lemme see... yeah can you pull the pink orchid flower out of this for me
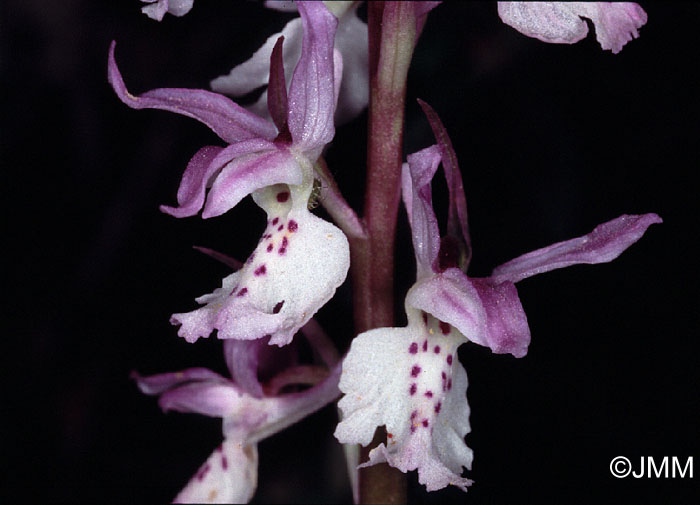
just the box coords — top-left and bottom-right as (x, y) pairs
(334, 100), (661, 491)
(109, 2), (350, 347)
(134, 323), (340, 503)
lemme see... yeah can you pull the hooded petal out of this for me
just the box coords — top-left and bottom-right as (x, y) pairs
(160, 139), (276, 218)
(401, 145), (443, 277)
(108, 41), (277, 144)
(287, 2), (339, 157)
(173, 439), (258, 504)
(335, 315), (472, 492)
(201, 146), (304, 218)
(172, 184), (350, 346)
(141, 0), (194, 21)
(497, 2), (647, 53)
(491, 213), (662, 284)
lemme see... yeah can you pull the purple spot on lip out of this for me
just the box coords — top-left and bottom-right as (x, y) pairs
(411, 365), (421, 377)
(409, 383), (417, 395)
(267, 243), (273, 252)
(409, 342), (418, 354)
(410, 410), (417, 420)
(424, 391), (433, 398)
(281, 236), (288, 248)
(435, 402), (441, 413)
(237, 287), (248, 297)
(447, 379), (452, 390)
(288, 220), (298, 232)
(197, 463), (211, 481)
(221, 455), (228, 470)
(273, 301), (284, 314)
(422, 312), (428, 325)
(434, 345), (441, 354)
(278, 224), (284, 231)
(278, 247), (286, 255)
(422, 419), (429, 428)
(410, 424), (416, 434)
(422, 340), (428, 352)
(254, 265), (267, 276)
(272, 217), (279, 225)
(447, 354), (453, 365)
(276, 191), (289, 203)
(439, 321), (451, 334)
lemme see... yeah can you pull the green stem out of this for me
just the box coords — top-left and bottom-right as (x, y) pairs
(351, 2), (417, 504)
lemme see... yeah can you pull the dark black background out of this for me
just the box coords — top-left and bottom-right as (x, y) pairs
(3, 1), (698, 503)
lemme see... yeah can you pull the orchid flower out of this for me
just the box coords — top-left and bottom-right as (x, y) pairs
(211, 1), (369, 126)
(334, 100), (661, 492)
(109, 2), (350, 347)
(140, 0), (194, 21)
(498, 2), (647, 53)
(134, 323), (341, 504)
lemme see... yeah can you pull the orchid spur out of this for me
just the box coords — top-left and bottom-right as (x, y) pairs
(334, 101), (661, 492)
(109, 2), (350, 347)
(134, 319), (341, 503)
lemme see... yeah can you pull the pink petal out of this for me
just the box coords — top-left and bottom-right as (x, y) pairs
(160, 139), (277, 218)
(108, 41), (277, 144)
(224, 339), (266, 399)
(470, 278), (530, 358)
(491, 213), (662, 284)
(158, 382), (245, 418)
(267, 36), (289, 135)
(131, 367), (227, 395)
(287, 2), (339, 157)
(401, 145), (443, 277)
(418, 100), (471, 267)
(202, 147), (303, 219)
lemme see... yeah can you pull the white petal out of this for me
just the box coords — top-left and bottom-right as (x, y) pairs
(335, 314), (473, 491)
(173, 439), (258, 504)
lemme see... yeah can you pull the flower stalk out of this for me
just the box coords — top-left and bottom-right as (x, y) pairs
(352, 2), (417, 503)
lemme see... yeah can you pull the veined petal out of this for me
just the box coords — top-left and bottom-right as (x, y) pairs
(160, 139), (275, 218)
(141, 0), (194, 21)
(335, 317), (472, 492)
(470, 278), (530, 358)
(172, 184), (350, 346)
(173, 439), (258, 504)
(405, 269), (485, 344)
(132, 368), (228, 395)
(287, 2), (339, 156)
(491, 213), (662, 284)
(158, 382), (251, 418)
(497, 2), (647, 53)
(202, 146), (303, 219)
(402, 146), (443, 277)
(108, 41), (277, 144)
(224, 340), (266, 399)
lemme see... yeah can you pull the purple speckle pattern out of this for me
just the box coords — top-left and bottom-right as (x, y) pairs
(276, 191), (289, 203)
(273, 301), (284, 314)
(403, 312), (458, 437)
(254, 264), (267, 276)
(288, 220), (298, 232)
(236, 287), (248, 297)
(221, 455), (228, 470)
